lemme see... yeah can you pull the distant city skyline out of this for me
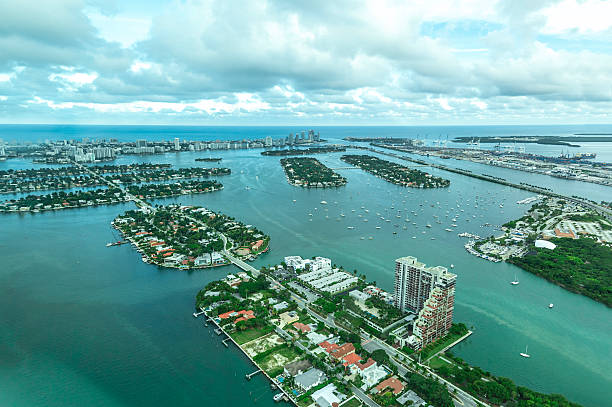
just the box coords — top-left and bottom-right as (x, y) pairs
(1, 1), (612, 125)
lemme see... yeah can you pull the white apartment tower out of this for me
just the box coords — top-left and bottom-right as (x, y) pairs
(394, 256), (456, 313)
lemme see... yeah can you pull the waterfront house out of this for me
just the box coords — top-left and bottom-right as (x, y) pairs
(294, 367), (327, 392)
(195, 254), (212, 266)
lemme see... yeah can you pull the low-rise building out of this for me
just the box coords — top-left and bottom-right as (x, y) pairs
(294, 367), (327, 392)
(283, 359), (313, 377)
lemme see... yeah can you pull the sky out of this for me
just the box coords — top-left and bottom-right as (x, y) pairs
(1, 0), (612, 125)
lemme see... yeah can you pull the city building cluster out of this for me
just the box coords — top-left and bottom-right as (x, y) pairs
(0, 130), (323, 164)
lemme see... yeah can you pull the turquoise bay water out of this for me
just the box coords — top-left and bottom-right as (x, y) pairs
(1, 126), (611, 407)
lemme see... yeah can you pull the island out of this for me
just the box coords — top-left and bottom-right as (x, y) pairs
(261, 146), (346, 156)
(0, 167), (230, 194)
(0, 163), (172, 180)
(195, 157), (222, 162)
(280, 157), (347, 188)
(465, 196), (612, 306)
(340, 154), (450, 188)
(113, 204), (269, 269)
(0, 180), (223, 213)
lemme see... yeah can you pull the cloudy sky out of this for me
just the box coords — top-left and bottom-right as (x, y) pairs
(1, 0), (611, 125)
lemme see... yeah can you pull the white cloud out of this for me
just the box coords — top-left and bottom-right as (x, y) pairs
(540, 0), (612, 34)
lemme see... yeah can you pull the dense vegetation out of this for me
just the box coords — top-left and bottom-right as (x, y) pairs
(404, 371), (453, 407)
(340, 154), (450, 188)
(126, 180), (223, 198)
(508, 238), (612, 306)
(280, 157), (347, 188)
(195, 157), (222, 162)
(0, 187), (126, 212)
(437, 352), (583, 407)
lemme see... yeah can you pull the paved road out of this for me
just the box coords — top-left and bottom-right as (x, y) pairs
(350, 384), (380, 407)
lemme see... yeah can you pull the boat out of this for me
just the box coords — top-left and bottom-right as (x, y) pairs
(426, 224), (432, 228)
(520, 345), (530, 358)
(445, 228), (453, 232)
(376, 226), (381, 229)
(320, 201), (327, 205)
(450, 264), (454, 268)
(347, 226), (355, 230)
(273, 393), (284, 402)
(549, 303), (554, 309)
(511, 273), (519, 285)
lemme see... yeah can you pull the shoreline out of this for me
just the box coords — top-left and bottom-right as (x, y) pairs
(197, 308), (298, 406)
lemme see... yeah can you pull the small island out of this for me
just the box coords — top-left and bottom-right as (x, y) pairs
(280, 157), (347, 188)
(261, 146), (346, 156)
(341, 154), (450, 188)
(114, 204), (269, 269)
(195, 157), (222, 162)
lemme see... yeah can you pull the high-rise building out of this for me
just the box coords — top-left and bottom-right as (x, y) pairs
(174, 137), (180, 151)
(394, 256), (456, 313)
(413, 282), (455, 348)
(264, 136), (273, 147)
(136, 139), (147, 148)
(394, 256), (456, 349)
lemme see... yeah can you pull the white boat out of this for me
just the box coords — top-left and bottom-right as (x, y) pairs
(426, 224), (432, 228)
(450, 264), (454, 269)
(511, 273), (519, 285)
(273, 393), (284, 402)
(347, 226), (355, 230)
(549, 303), (554, 309)
(520, 345), (530, 358)
(320, 200), (327, 205)
(376, 226), (381, 229)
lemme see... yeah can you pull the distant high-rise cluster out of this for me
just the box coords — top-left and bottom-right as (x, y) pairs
(286, 129), (320, 146)
(394, 256), (456, 349)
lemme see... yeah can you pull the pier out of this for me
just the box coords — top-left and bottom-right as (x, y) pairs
(245, 369), (262, 380)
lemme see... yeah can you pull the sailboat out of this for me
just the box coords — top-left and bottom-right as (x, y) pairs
(510, 273), (519, 285)
(520, 345), (530, 358)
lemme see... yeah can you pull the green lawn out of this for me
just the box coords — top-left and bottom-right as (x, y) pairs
(429, 356), (451, 369)
(339, 396), (363, 407)
(419, 324), (469, 360)
(255, 344), (302, 374)
(230, 326), (272, 345)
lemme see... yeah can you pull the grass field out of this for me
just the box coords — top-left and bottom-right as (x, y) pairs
(230, 326), (272, 345)
(428, 356), (451, 369)
(339, 396), (363, 407)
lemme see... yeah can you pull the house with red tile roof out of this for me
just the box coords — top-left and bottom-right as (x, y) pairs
(293, 322), (312, 333)
(330, 343), (355, 360)
(375, 376), (405, 395)
(341, 353), (362, 366)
